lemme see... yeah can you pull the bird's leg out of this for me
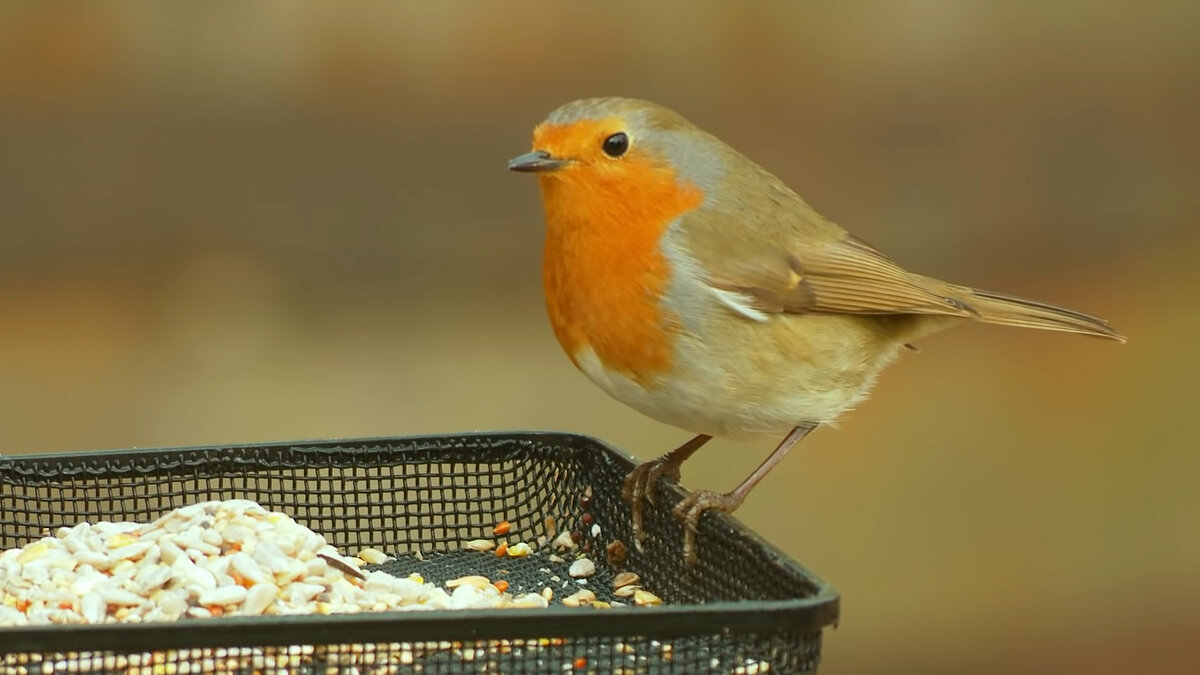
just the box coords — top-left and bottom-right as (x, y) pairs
(621, 434), (712, 550)
(673, 423), (816, 565)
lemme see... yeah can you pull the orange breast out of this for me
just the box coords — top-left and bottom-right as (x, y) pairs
(539, 165), (703, 386)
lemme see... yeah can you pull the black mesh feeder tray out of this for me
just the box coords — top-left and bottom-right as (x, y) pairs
(0, 432), (840, 673)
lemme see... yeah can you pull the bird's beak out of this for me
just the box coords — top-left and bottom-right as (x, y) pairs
(508, 150), (568, 173)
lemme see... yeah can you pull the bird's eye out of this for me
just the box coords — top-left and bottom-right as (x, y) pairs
(601, 132), (629, 158)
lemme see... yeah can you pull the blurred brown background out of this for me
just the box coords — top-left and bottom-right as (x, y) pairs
(1, 2), (1196, 673)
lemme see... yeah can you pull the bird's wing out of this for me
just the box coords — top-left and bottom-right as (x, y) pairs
(684, 212), (974, 318)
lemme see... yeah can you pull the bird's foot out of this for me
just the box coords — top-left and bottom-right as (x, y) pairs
(621, 456), (684, 551)
(672, 489), (747, 566)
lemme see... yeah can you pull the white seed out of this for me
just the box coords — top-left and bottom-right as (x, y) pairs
(72, 550), (111, 569)
(183, 564), (218, 591)
(70, 570), (107, 596)
(509, 593), (549, 608)
(242, 582), (279, 616)
(448, 584), (492, 610)
(207, 555), (232, 578)
(201, 528), (224, 548)
(198, 585), (247, 607)
(287, 583), (326, 604)
(562, 589), (596, 608)
(230, 553), (267, 585)
(445, 576), (490, 590)
(156, 589), (189, 618)
(568, 558), (596, 579)
(133, 563), (172, 593)
(158, 539), (185, 565)
(277, 559), (310, 584)
(464, 539), (495, 552)
(99, 588), (144, 606)
(221, 524), (251, 546)
(506, 542), (534, 557)
(80, 591), (107, 623)
(356, 548), (389, 565)
(551, 531), (576, 551)
(110, 540), (154, 561)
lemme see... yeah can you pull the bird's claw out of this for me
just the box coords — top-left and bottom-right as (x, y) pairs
(621, 458), (683, 551)
(672, 490), (745, 566)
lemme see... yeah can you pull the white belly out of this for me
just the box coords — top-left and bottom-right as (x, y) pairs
(571, 311), (905, 439)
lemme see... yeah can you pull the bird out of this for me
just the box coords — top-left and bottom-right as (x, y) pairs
(507, 97), (1125, 564)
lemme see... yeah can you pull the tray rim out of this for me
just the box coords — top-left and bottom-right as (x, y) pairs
(0, 431), (841, 652)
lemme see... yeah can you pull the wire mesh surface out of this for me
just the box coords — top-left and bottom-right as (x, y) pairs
(0, 432), (839, 673)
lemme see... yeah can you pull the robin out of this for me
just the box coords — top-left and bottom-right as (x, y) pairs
(508, 97), (1125, 564)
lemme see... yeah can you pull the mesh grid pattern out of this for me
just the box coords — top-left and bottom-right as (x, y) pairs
(0, 433), (838, 673)
(0, 632), (822, 674)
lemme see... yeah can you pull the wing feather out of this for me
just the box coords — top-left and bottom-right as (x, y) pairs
(708, 234), (974, 318)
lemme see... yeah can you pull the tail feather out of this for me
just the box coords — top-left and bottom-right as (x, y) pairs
(956, 287), (1126, 343)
